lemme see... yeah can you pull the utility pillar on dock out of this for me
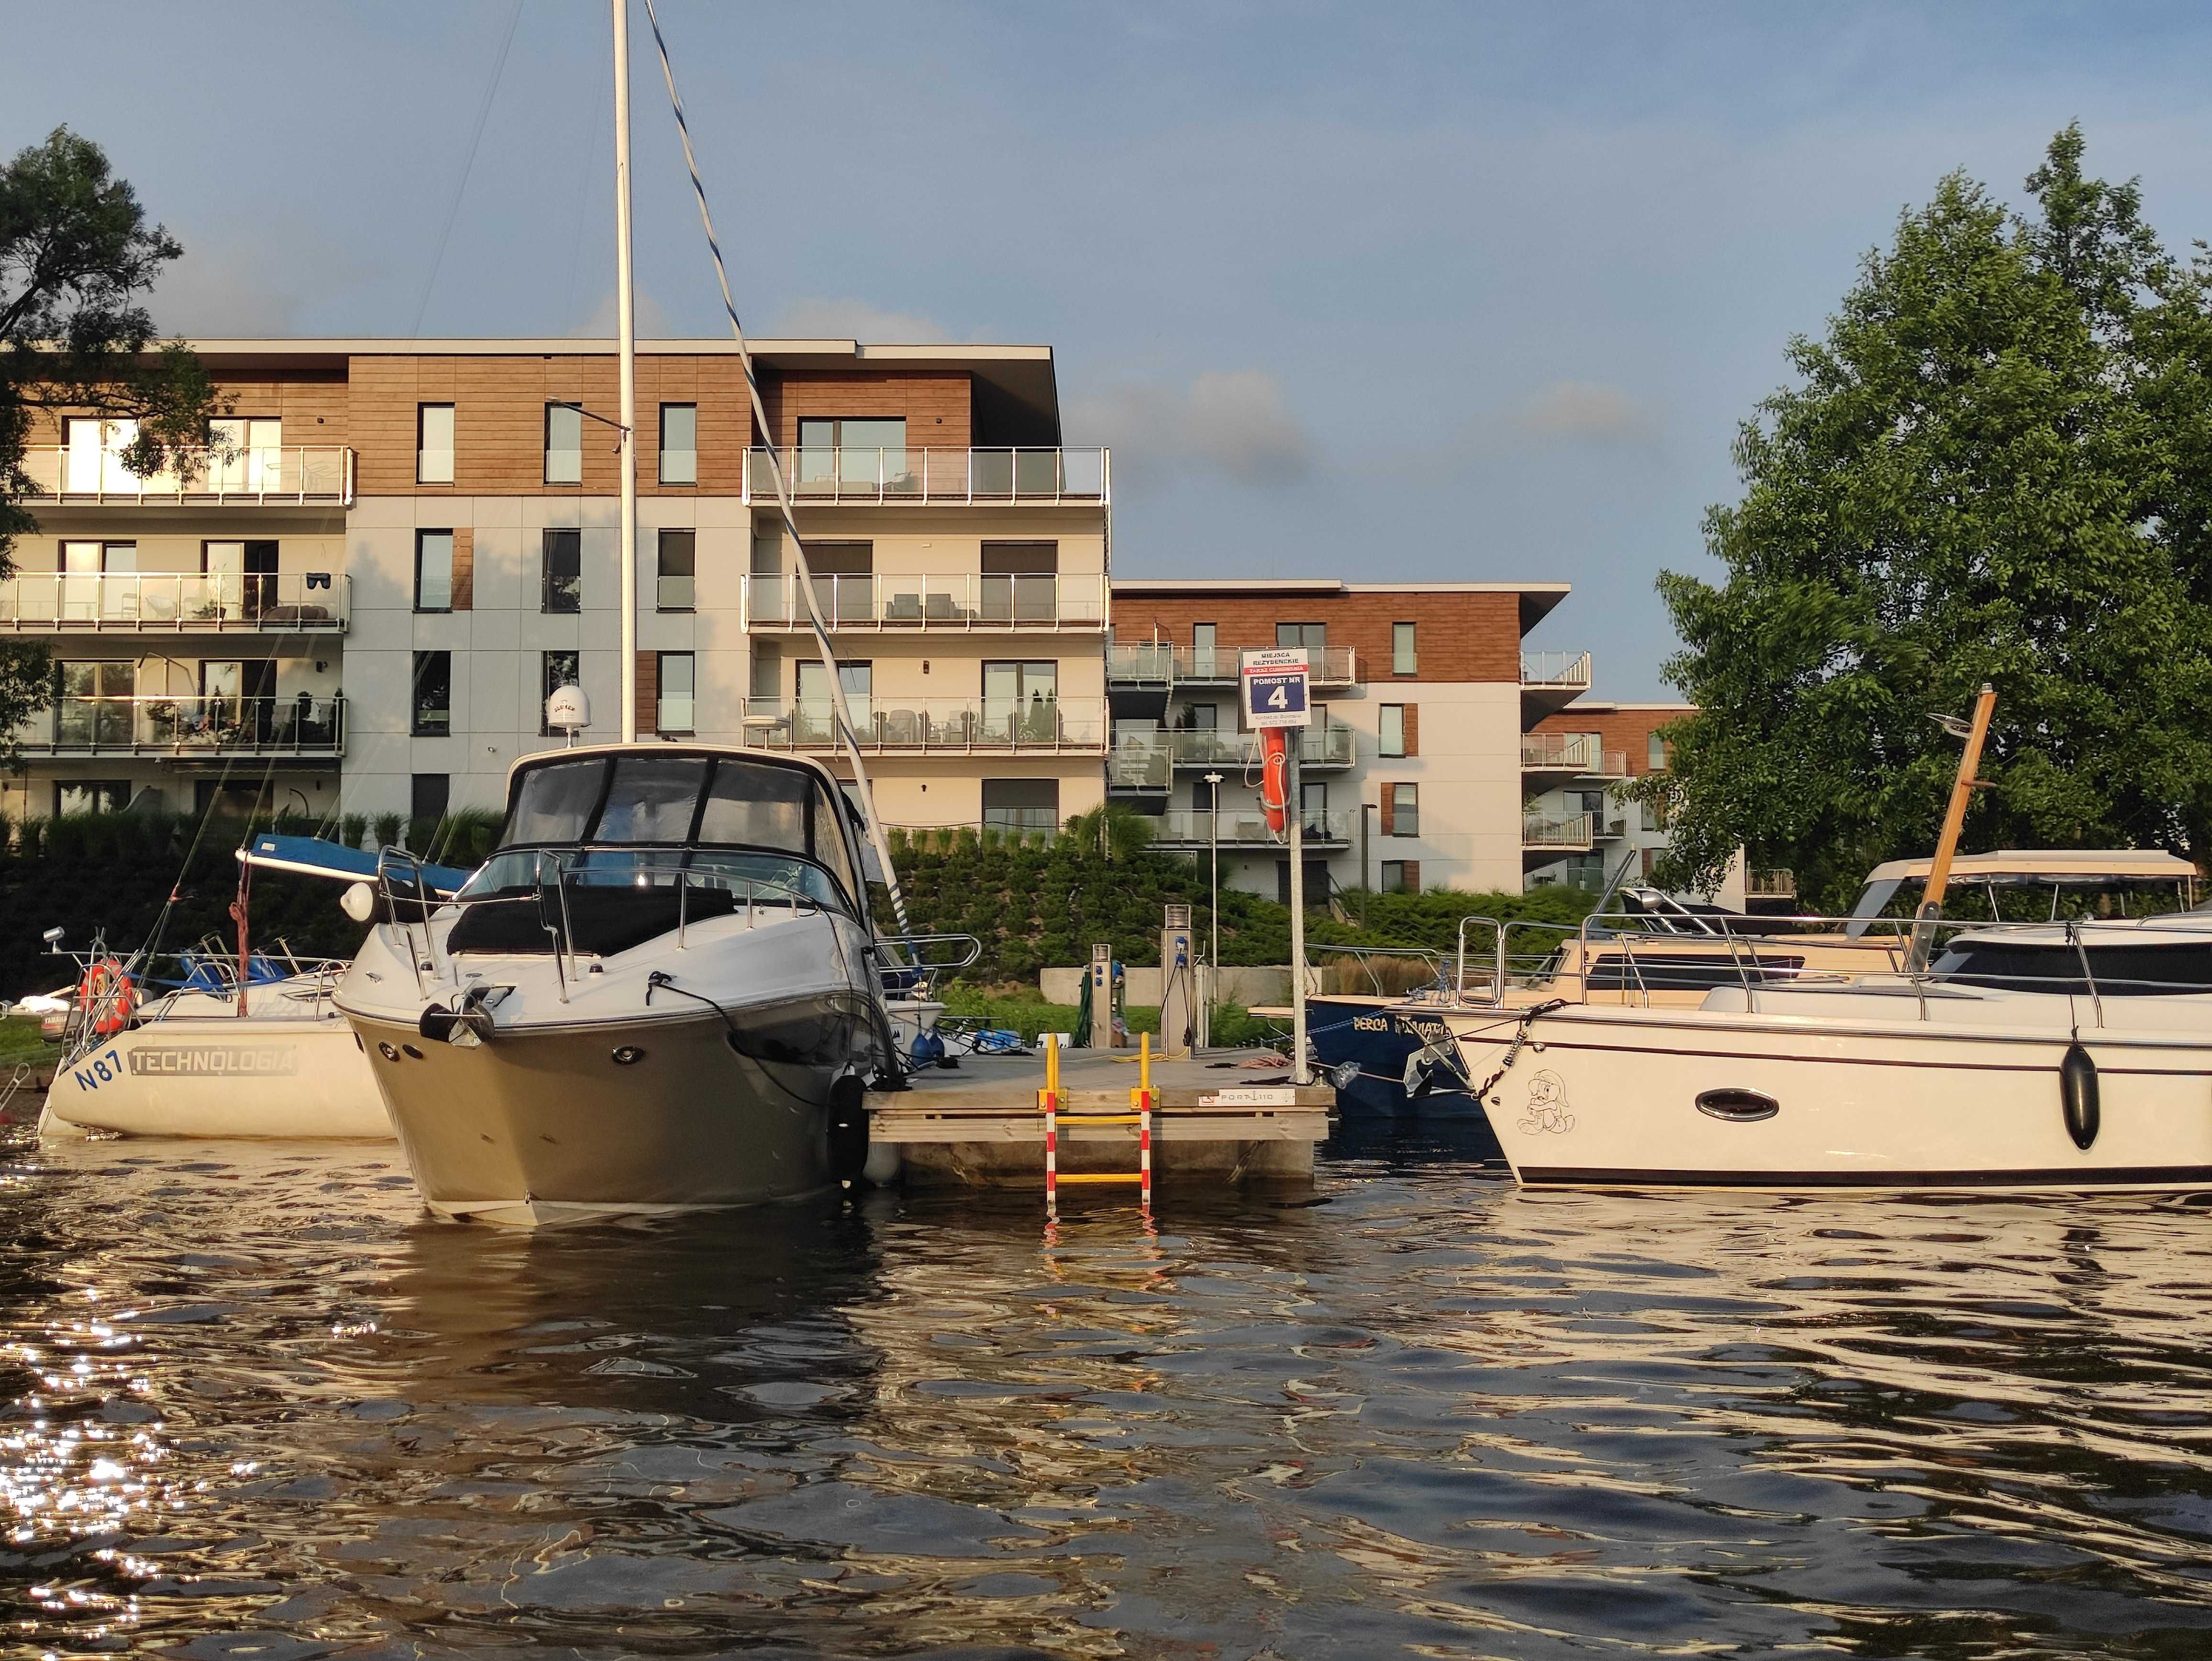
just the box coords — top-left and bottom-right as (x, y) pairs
(1161, 904), (1196, 1055)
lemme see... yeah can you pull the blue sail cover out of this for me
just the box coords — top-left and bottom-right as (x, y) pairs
(237, 835), (473, 897)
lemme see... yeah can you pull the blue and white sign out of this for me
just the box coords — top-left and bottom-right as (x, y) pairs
(1241, 648), (1312, 729)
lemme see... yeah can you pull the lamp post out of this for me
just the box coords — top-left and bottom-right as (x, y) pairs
(1360, 800), (1378, 923)
(1203, 771), (1223, 1000)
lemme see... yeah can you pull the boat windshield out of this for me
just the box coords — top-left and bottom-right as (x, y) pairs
(482, 752), (863, 912)
(1847, 872), (2196, 934)
(456, 845), (844, 914)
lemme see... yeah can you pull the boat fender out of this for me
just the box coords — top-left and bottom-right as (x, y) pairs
(828, 1073), (869, 1186)
(909, 1027), (947, 1069)
(2060, 1041), (2100, 1151)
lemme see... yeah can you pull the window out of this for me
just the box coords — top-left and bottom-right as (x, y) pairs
(62, 417), (140, 492)
(1191, 622), (1218, 676)
(202, 540), (277, 614)
(1648, 732), (1669, 770)
(207, 417), (280, 492)
(659, 403), (697, 486)
(415, 530), (454, 612)
(55, 780), (130, 817)
(1174, 701), (1218, 731)
(1379, 705), (1406, 757)
(1389, 782), (1418, 838)
(412, 650), (452, 736)
(1191, 777), (1217, 813)
(1571, 789), (1606, 818)
(411, 774), (451, 824)
(1301, 780), (1329, 836)
(1642, 799), (1668, 833)
(983, 778), (1060, 836)
(542, 529), (581, 613)
(657, 652), (696, 734)
(59, 540), (135, 623)
(1393, 621), (1417, 675)
(545, 402), (583, 485)
(980, 541), (1058, 622)
(656, 530), (696, 611)
(1277, 859), (1333, 906)
(1380, 860), (1420, 894)
(541, 650), (581, 735)
(750, 640), (782, 700)
(56, 660), (135, 746)
(417, 404), (454, 484)
(797, 416), (907, 487)
(984, 660), (1058, 742)
(796, 660), (871, 740)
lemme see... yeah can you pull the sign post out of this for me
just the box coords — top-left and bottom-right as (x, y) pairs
(1243, 649), (1313, 1084)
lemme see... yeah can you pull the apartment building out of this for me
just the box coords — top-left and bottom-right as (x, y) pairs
(1106, 578), (1588, 898)
(1522, 698), (1742, 902)
(0, 338), (1110, 835)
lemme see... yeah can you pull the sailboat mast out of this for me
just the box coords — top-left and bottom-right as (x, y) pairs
(612, 0), (640, 743)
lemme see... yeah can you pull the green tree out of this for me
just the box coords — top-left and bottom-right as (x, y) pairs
(1, 127), (221, 756)
(1635, 125), (2212, 906)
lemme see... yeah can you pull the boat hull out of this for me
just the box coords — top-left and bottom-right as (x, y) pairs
(1306, 996), (1502, 1143)
(1453, 1003), (2212, 1192)
(351, 1002), (841, 1223)
(43, 1017), (391, 1139)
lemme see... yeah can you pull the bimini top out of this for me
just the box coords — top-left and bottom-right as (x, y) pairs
(502, 740), (843, 793)
(1860, 849), (2198, 886)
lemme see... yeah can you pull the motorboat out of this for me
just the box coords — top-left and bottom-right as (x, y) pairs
(1444, 913), (2212, 1191)
(334, 743), (903, 1225)
(1305, 849), (2202, 1118)
(39, 838), (470, 1141)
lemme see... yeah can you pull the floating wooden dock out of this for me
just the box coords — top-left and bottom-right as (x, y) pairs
(867, 1045), (1334, 1187)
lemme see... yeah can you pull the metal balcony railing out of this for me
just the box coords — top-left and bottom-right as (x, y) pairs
(1523, 811), (1596, 850)
(0, 572), (349, 633)
(744, 447), (1108, 505)
(742, 696), (1107, 753)
(1749, 869), (1798, 898)
(745, 572), (1106, 630)
(1520, 650), (1593, 689)
(1520, 733), (1629, 777)
(655, 575), (695, 611)
(18, 695), (346, 758)
(1165, 722), (1356, 768)
(22, 446), (355, 506)
(1117, 643), (1360, 686)
(1150, 808), (1352, 846)
(1107, 729), (1173, 790)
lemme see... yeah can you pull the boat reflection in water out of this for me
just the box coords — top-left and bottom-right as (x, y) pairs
(336, 744), (898, 1225)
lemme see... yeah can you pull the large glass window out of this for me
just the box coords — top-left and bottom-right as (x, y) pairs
(56, 660), (134, 747)
(657, 652), (697, 735)
(417, 404), (454, 484)
(415, 530), (453, 612)
(1276, 622), (1327, 650)
(503, 757), (608, 845)
(797, 416), (907, 489)
(698, 758), (809, 852)
(55, 780), (130, 816)
(657, 529), (695, 611)
(796, 660), (871, 742)
(1379, 705), (1406, 758)
(983, 778), (1060, 836)
(411, 650), (451, 736)
(597, 755), (710, 842)
(545, 402), (584, 485)
(208, 417), (281, 492)
(1190, 622), (1218, 677)
(1393, 622), (1417, 675)
(542, 529), (581, 613)
(983, 660), (1057, 742)
(1389, 782), (1418, 838)
(659, 403), (697, 485)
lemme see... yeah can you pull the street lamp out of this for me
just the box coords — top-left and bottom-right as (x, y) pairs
(1203, 771), (1224, 999)
(1360, 800), (1378, 923)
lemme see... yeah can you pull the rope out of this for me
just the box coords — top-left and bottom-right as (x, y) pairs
(410, 0), (525, 337)
(639, 0), (909, 937)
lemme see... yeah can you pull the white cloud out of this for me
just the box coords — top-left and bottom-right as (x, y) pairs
(1512, 380), (1660, 445)
(771, 298), (951, 343)
(574, 288), (676, 340)
(1069, 368), (1314, 487)
(151, 222), (372, 338)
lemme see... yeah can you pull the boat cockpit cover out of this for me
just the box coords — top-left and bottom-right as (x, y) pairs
(238, 834), (472, 896)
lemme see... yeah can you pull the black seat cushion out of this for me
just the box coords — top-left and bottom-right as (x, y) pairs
(447, 884), (741, 957)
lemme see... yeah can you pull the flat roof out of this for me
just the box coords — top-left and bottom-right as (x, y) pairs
(1555, 699), (1696, 713)
(1109, 576), (1571, 628)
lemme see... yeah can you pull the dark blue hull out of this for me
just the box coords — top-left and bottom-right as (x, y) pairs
(1306, 997), (1502, 1152)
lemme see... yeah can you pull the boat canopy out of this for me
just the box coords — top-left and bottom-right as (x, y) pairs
(237, 834), (473, 897)
(1848, 849), (2199, 929)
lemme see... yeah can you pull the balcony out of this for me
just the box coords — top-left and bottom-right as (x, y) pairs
(17, 695), (345, 760)
(21, 447), (355, 507)
(1520, 650), (1593, 718)
(1108, 729), (1172, 792)
(1523, 811), (1595, 853)
(745, 573), (1106, 631)
(1748, 869), (1797, 899)
(744, 447), (1108, 506)
(1149, 807), (1352, 848)
(0, 573), (349, 634)
(742, 696), (1107, 754)
(1166, 722), (1356, 770)
(1118, 643), (1360, 688)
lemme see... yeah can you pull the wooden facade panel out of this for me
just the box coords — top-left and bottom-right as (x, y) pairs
(1403, 703), (1419, 756)
(1530, 704), (1694, 777)
(1112, 591), (1525, 684)
(760, 371), (972, 450)
(451, 528), (474, 610)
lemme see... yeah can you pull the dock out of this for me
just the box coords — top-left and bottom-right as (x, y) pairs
(868, 1045), (1334, 1187)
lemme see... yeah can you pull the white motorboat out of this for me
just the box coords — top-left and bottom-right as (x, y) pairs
(1449, 914), (2212, 1192)
(334, 744), (903, 1225)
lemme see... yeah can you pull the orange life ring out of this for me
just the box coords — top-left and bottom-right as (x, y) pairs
(1260, 727), (1291, 834)
(78, 958), (136, 1035)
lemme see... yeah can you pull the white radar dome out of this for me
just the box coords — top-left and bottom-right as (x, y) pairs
(545, 684), (591, 731)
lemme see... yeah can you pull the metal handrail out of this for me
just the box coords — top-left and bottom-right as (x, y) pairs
(22, 445), (356, 505)
(744, 446), (1109, 506)
(0, 571), (350, 631)
(745, 571), (1107, 630)
(1306, 943), (1450, 999)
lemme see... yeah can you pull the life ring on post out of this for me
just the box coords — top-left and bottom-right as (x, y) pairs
(1260, 726), (1291, 834)
(79, 957), (137, 1035)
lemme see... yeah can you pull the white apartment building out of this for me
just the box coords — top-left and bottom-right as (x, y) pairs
(2, 338), (1110, 837)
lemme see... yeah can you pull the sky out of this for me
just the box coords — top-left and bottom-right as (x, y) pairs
(8, 1), (2212, 695)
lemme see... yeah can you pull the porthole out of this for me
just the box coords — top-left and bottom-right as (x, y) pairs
(377, 1042), (400, 1061)
(612, 1045), (646, 1065)
(1696, 1087), (1779, 1123)
(402, 1044), (424, 1061)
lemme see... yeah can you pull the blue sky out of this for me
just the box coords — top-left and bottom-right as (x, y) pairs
(8, 1), (2212, 694)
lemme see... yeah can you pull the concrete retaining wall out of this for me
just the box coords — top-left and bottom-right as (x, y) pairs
(1040, 965), (1292, 1007)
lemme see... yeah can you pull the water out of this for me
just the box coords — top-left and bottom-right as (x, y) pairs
(4, 1124), (2212, 1659)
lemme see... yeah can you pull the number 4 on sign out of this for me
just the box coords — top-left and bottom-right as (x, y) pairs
(1267, 683), (1289, 709)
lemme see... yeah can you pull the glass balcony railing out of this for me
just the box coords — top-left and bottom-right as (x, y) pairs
(1113, 643), (1359, 686)
(19, 695), (346, 757)
(1149, 808), (1352, 845)
(742, 697), (1107, 753)
(745, 447), (1108, 505)
(1107, 729), (1173, 790)
(1519, 733), (1626, 776)
(0, 572), (349, 632)
(1522, 811), (1596, 850)
(1164, 723), (1356, 768)
(745, 573), (1106, 630)
(1520, 651), (1593, 689)
(21, 446), (355, 505)
(655, 575), (695, 612)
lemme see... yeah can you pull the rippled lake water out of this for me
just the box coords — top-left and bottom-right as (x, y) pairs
(4, 1121), (2212, 1659)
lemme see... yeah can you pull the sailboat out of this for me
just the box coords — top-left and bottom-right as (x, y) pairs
(335, 0), (929, 1223)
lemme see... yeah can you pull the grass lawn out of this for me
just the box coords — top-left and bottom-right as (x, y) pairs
(0, 1015), (52, 1068)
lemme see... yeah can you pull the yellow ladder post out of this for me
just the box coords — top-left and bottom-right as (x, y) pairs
(1045, 1030), (1154, 1208)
